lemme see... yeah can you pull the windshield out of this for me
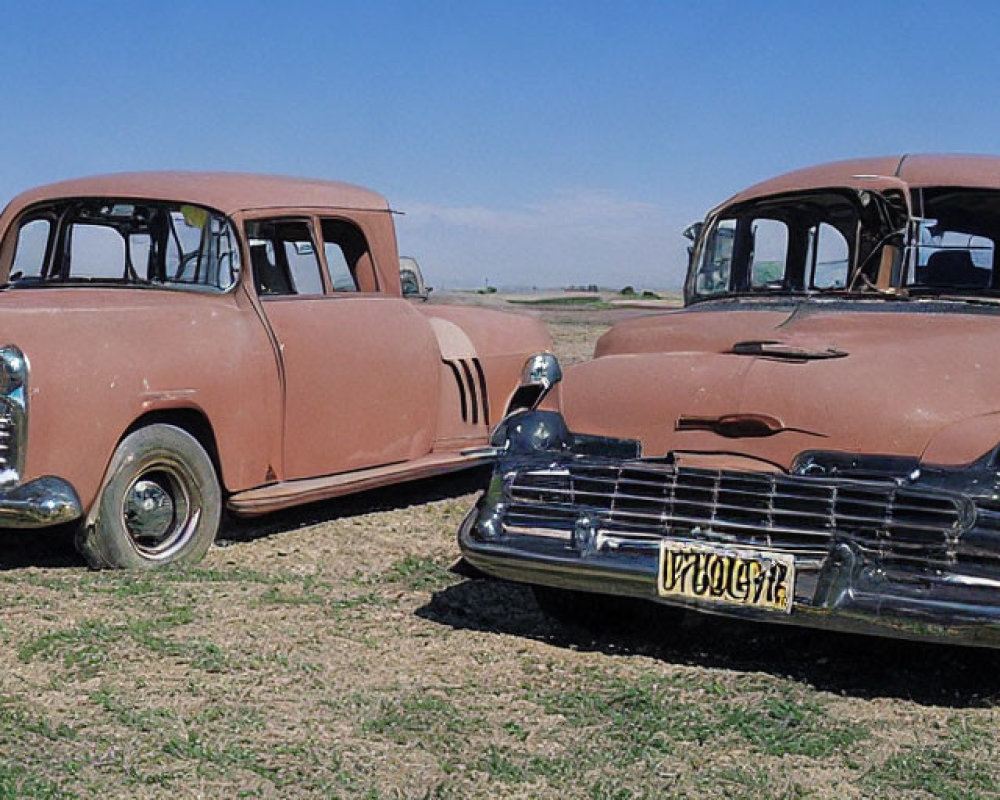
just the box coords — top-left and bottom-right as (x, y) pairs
(689, 190), (884, 301)
(7, 199), (241, 292)
(687, 186), (1000, 303)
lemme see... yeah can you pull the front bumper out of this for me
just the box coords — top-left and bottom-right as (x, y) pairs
(0, 476), (83, 528)
(458, 414), (1000, 648)
(461, 510), (1000, 647)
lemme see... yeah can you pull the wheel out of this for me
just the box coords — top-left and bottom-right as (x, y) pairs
(76, 424), (221, 569)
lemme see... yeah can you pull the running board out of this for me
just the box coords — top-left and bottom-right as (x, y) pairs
(227, 451), (494, 517)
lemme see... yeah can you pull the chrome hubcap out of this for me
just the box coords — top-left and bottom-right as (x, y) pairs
(124, 478), (175, 539)
(121, 464), (195, 559)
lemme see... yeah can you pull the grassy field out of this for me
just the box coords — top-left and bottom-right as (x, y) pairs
(1, 296), (999, 799)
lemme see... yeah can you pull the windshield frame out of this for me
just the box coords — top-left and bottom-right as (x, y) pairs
(686, 183), (1000, 307)
(685, 187), (908, 304)
(3, 196), (243, 295)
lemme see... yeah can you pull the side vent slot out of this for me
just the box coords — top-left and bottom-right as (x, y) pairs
(472, 357), (490, 425)
(459, 360), (480, 424)
(444, 358), (489, 425)
(445, 360), (469, 422)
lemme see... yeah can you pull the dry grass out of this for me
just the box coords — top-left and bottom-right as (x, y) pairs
(0, 295), (998, 799)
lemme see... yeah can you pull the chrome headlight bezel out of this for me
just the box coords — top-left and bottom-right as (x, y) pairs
(497, 352), (564, 428)
(0, 345), (29, 484)
(520, 352), (562, 391)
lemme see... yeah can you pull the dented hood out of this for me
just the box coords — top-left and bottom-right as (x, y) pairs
(562, 302), (1000, 469)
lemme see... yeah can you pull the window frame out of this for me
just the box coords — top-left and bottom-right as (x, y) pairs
(687, 190), (867, 303)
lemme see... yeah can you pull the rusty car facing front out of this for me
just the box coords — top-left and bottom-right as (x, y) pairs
(0, 172), (554, 568)
(460, 154), (1000, 648)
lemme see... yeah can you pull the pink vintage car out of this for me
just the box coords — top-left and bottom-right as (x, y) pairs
(0, 172), (553, 568)
(461, 154), (1000, 648)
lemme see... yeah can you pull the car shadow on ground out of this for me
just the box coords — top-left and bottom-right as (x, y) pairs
(418, 575), (1000, 708)
(216, 466), (490, 545)
(0, 467), (490, 569)
(0, 522), (83, 569)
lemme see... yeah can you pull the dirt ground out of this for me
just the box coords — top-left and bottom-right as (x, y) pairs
(1, 294), (999, 799)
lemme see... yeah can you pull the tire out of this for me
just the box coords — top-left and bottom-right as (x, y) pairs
(75, 424), (221, 569)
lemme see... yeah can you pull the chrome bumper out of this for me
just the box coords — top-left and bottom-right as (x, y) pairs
(459, 506), (1000, 649)
(461, 410), (1000, 648)
(0, 476), (83, 528)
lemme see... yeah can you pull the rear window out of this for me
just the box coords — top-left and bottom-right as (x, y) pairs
(907, 189), (997, 290)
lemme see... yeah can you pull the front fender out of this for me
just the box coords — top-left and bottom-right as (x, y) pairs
(417, 305), (553, 431)
(921, 412), (1000, 467)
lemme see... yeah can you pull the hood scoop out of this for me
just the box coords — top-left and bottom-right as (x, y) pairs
(676, 413), (825, 439)
(730, 340), (849, 361)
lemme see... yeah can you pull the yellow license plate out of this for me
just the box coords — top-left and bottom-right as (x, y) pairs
(657, 541), (795, 613)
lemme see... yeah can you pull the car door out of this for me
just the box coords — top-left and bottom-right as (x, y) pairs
(247, 215), (440, 482)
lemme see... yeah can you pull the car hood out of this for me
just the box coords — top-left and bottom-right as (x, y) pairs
(562, 301), (1000, 469)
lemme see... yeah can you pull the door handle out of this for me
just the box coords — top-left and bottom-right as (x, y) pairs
(730, 340), (848, 361)
(675, 413), (825, 439)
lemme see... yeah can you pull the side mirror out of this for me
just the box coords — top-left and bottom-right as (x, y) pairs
(682, 221), (703, 242)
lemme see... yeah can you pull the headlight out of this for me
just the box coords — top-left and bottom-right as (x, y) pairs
(493, 410), (573, 454)
(0, 346), (27, 394)
(500, 353), (564, 420)
(521, 352), (562, 390)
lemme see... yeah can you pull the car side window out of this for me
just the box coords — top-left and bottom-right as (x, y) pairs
(695, 218), (735, 295)
(11, 218), (51, 279)
(323, 240), (357, 292)
(247, 219), (324, 296)
(321, 218), (376, 292)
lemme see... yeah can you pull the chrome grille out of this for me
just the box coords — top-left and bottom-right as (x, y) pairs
(506, 462), (969, 568)
(0, 405), (14, 471)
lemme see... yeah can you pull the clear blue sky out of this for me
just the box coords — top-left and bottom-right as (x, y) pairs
(2, 1), (999, 289)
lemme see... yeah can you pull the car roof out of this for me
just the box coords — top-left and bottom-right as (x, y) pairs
(721, 154), (1000, 208)
(4, 171), (390, 216)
